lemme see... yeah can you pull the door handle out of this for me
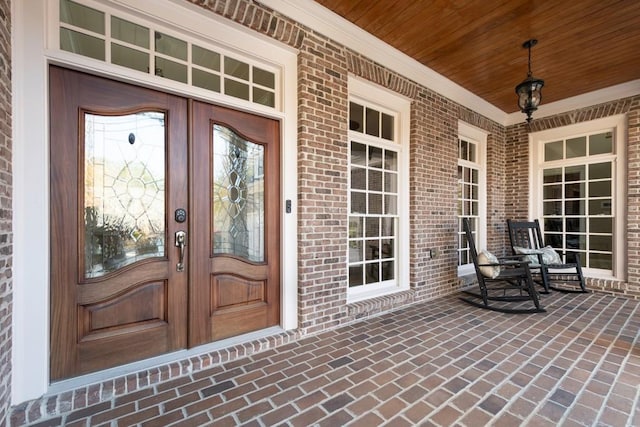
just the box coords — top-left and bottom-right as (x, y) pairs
(175, 230), (186, 272)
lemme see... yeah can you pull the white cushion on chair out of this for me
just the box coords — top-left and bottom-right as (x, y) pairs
(477, 250), (500, 278)
(513, 245), (562, 265)
(540, 246), (562, 264)
(513, 246), (542, 265)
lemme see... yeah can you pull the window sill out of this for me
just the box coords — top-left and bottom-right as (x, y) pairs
(347, 289), (414, 319)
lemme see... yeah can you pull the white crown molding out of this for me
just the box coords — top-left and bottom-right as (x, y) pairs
(260, 0), (640, 128)
(505, 79), (640, 126)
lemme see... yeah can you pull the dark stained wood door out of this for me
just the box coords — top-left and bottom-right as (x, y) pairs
(50, 66), (189, 380)
(50, 67), (281, 380)
(190, 101), (280, 344)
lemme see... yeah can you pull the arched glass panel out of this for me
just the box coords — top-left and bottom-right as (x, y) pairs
(212, 125), (265, 262)
(84, 112), (166, 278)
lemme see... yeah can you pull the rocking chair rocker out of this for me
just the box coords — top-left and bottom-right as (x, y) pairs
(461, 218), (545, 314)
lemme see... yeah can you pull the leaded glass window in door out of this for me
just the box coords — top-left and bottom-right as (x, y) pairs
(83, 112), (166, 278)
(212, 125), (265, 262)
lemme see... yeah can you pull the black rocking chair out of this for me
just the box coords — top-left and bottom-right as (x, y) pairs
(461, 218), (545, 314)
(507, 219), (588, 294)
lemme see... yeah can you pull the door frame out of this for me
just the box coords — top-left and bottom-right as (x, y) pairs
(13, 0), (298, 403)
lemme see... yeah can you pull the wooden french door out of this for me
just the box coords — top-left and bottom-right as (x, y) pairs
(190, 101), (280, 345)
(50, 67), (280, 380)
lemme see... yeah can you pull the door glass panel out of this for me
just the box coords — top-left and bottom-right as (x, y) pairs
(84, 112), (166, 278)
(212, 125), (265, 262)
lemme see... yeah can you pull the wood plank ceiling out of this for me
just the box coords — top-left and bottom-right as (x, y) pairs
(313, 0), (640, 113)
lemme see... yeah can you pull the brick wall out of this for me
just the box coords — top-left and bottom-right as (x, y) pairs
(297, 32), (350, 334)
(184, 0), (508, 323)
(0, 0), (11, 424)
(505, 96), (640, 298)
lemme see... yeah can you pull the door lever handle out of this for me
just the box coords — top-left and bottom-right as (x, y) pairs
(175, 230), (186, 272)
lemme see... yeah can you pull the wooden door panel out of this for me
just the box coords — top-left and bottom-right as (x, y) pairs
(211, 304), (271, 341)
(78, 280), (168, 340)
(191, 101), (280, 345)
(212, 275), (266, 310)
(49, 66), (189, 380)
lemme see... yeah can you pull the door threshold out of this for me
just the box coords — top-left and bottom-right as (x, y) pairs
(47, 326), (296, 397)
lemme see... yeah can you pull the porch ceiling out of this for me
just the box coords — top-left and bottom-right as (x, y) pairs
(313, 0), (640, 113)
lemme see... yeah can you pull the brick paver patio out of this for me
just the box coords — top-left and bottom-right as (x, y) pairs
(10, 291), (640, 426)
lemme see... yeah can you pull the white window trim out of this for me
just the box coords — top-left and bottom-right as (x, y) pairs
(347, 76), (410, 303)
(529, 114), (627, 280)
(457, 121), (487, 277)
(13, 0), (298, 404)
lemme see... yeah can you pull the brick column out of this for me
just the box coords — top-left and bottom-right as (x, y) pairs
(297, 34), (350, 334)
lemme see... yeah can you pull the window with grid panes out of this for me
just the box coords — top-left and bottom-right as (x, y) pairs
(348, 101), (399, 292)
(456, 123), (486, 276)
(59, 0), (278, 109)
(541, 131), (615, 271)
(457, 137), (480, 267)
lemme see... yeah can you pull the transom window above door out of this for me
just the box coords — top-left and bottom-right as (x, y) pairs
(57, 0), (280, 109)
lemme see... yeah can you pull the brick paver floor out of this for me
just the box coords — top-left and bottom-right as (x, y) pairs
(10, 292), (640, 426)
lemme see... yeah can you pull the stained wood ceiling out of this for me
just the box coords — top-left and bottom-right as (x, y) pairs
(313, 0), (640, 113)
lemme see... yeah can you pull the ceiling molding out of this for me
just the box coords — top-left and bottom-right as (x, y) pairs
(261, 0), (639, 128)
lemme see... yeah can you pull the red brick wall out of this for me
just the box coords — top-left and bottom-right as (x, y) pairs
(506, 96), (640, 298)
(0, 0), (11, 424)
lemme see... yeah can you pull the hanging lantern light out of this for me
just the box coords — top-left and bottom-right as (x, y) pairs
(515, 39), (544, 123)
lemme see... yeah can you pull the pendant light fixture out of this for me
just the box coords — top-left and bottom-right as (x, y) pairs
(515, 39), (544, 123)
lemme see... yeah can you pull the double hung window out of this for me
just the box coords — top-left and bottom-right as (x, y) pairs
(348, 77), (409, 301)
(457, 123), (487, 275)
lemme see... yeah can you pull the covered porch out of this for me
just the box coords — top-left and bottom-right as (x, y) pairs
(10, 291), (639, 426)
